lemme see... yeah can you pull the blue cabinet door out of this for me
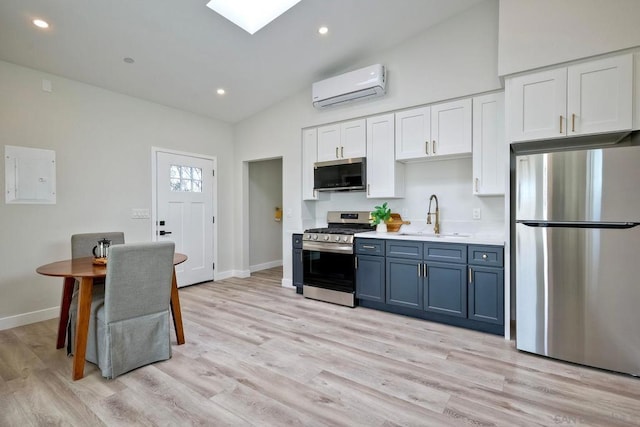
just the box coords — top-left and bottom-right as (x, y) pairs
(468, 266), (504, 324)
(386, 257), (422, 309)
(292, 248), (303, 288)
(355, 254), (385, 302)
(424, 262), (467, 318)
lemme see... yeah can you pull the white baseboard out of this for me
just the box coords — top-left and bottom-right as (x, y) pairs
(281, 278), (294, 288)
(214, 270), (235, 281)
(0, 307), (59, 331)
(250, 260), (282, 273)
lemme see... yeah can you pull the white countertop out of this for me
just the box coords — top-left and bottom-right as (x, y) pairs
(355, 230), (505, 246)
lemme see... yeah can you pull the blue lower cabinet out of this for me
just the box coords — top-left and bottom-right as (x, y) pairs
(292, 234), (303, 294)
(386, 257), (422, 309)
(355, 254), (385, 302)
(424, 262), (467, 318)
(468, 265), (504, 324)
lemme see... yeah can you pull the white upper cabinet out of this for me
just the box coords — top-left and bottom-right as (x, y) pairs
(508, 54), (633, 142)
(366, 114), (404, 199)
(302, 128), (318, 200)
(395, 99), (471, 161)
(472, 92), (505, 196)
(395, 106), (431, 160)
(431, 98), (472, 157)
(317, 119), (366, 162)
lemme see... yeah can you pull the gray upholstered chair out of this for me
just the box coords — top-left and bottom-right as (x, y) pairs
(72, 241), (176, 378)
(66, 232), (125, 353)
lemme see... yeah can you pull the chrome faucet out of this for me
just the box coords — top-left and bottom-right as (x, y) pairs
(427, 194), (440, 235)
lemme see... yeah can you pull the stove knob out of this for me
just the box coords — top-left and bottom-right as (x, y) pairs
(323, 235), (329, 241)
(312, 234), (318, 240)
(305, 234), (311, 240)
(335, 235), (341, 242)
(342, 236), (349, 243)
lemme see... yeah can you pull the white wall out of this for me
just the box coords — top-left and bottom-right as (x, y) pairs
(0, 60), (233, 328)
(498, 0), (640, 76)
(233, 0), (502, 286)
(248, 158), (283, 271)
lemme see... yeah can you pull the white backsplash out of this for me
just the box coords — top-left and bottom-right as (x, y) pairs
(312, 157), (506, 238)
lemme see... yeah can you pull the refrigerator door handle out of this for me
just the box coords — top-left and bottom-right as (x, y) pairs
(517, 220), (640, 229)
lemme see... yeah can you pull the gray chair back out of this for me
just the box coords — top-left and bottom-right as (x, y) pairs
(104, 242), (175, 323)
(71, 232), (125, 258)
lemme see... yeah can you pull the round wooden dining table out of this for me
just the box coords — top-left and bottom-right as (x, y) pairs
(37, 253), (187, 380)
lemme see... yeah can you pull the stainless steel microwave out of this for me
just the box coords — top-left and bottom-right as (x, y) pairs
(313, 157), (366, 192)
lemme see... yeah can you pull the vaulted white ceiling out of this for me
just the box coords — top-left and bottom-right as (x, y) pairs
(0, 0), (483, 123)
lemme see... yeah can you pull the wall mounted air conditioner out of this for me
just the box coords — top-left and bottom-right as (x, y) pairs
(312, 64), (386, 109)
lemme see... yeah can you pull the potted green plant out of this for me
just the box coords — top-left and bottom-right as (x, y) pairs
(370, 202), (391, 232)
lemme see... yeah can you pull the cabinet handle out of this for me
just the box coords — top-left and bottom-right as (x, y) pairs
(468, 267), (472, 284)
(559, 115), (563, 133)
(355, 256), (358, 269)
(417, 263), (421, 277)
(432, 140), (436, 154)
(572, 113), (576, 132)
(300, 251), (303, 262)
(423, 263), (427, 277)
(341, 146), (344, 158)
(367, 184), (370, 196)
(474, 178), (479, 193)
(335, 147), (339, 158)
(425, 140), (429, 155)
(482, 253), (488, 260)
(362, 245), (375, 249)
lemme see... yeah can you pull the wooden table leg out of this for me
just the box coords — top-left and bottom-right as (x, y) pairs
(72, 277), (93, 380)
(170, 267), (185, 345)
(56, 277), (75, 349)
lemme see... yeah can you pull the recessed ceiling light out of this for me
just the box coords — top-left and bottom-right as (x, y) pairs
(123, 57), (135, 64)
(206, 0), (301, 35)
(33, 19), (49, 29)
(318, 26), (328, 35)
(217, 88), (226, 95)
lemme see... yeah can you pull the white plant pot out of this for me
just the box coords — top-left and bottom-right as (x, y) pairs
(376, 223), (387, 233)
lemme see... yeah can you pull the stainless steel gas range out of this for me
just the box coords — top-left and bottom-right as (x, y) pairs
(302, 211), (374, 307)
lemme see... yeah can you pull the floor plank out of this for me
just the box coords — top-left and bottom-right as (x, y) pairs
(2, 266), (640, 426)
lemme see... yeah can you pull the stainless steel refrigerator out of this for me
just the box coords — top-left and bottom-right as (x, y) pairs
(514, 137), (640, 376)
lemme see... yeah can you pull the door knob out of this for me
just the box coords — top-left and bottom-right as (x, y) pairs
(159, 230), (172, 236)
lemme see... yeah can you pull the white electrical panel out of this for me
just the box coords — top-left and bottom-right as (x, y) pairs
(5, 145), (56, 204)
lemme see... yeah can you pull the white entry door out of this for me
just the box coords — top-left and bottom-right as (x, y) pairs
(155, 151), (215, 287)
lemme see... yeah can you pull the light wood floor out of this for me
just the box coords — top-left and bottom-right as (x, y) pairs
(2, 267), (640, 426)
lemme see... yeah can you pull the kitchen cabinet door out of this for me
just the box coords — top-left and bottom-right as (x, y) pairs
(317, 124), (341, 162)
(366, 113), (404, 198)
(395, 106), (431, 160)
(355, 254), (385, 302)
(386, 257), (422, 309)
(507, 68), (567, 142)
(472, 92), (506, 196)
(302, 128), (318, 200)
(423, 262), (467, 318)
(340, 119), (366, 159)
(566, 55), (632, 135)
(317, 120), (366, 162)
(431, 98), (472, 157)
(507, 53), (633, 142)
(468, 266), (504, 324)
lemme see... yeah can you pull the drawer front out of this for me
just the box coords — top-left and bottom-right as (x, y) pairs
(355, 239), (385, 255)
(386, 241), (423, 260)
(292, 233), (303, 249)
(468, 245), (503, 267)
(424, 242), (467, 264)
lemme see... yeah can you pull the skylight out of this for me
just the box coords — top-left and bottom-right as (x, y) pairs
(206, 0), (301, 35)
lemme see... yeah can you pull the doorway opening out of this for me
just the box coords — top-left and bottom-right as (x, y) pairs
(248, 157), (283, 282)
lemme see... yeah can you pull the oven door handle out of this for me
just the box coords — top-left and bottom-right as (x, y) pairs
(303, 242), (354, 254)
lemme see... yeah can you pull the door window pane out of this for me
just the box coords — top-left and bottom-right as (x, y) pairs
(169, 164), (202, 192)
